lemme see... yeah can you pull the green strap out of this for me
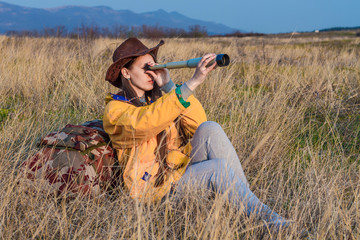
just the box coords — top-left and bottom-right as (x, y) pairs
(80, 142), (108, 155)
(175, 85), (190, 108)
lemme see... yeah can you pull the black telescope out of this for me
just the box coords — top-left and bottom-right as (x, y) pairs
(148, 54), (230, 70)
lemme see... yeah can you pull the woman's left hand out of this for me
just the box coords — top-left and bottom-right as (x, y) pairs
(186, 53), (217, 91)
(145, 62), (170, 87)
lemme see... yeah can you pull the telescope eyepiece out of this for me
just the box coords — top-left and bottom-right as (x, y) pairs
(144, 63), (150, 71)
(215, 54), (230, 67)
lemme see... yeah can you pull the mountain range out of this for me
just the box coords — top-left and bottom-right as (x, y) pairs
(0, 1), (238, 35)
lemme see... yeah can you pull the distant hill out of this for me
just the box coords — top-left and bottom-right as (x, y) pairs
(0, 1), (239, 35)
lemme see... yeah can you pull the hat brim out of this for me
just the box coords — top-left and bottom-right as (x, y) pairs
(105, 40), (164, 86)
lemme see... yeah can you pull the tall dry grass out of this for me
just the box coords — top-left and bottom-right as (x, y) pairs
(0, 35), (359, 239)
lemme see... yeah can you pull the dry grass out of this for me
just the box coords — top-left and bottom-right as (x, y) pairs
(0, 35), (359, 239)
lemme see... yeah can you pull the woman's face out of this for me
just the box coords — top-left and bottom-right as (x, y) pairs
(121, 54), (155, 97)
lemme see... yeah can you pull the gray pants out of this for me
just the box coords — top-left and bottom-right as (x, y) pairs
(175, 121), (288, 228)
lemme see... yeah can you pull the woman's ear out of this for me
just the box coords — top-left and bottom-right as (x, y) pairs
(121, 68), (130, 79)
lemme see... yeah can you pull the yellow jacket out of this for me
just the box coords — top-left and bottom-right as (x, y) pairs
(103, 89), (207, 201)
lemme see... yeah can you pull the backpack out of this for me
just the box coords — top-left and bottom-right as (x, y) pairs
(20, 120), (118, 197)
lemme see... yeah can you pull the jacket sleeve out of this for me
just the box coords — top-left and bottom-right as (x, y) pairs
(178, 95), (207, 138)
(103, 90), (190, 148)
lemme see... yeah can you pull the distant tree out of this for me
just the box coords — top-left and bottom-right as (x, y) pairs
(16, 30), (39, 37)
(6, 31), (19, 37)
(112, 25), (130, 38)
(55, 26), (67, 37)
(74, 24), (101, 39)
(223, 30), (265, 38)
(43, 26), (67, 37)
(188, 25), (208, 38)
(99, 27), (113, 38)
(141, 25), (164, 38)
(165, 27), (187, 38)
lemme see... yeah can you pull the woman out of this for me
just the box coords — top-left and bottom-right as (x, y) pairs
(103, 38), (290, 229)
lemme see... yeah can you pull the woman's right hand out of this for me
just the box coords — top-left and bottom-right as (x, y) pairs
(186, 53), (217, 91)
(145, 62), (171, 88)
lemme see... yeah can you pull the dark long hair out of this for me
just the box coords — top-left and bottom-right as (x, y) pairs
(116, 54), (169, 187)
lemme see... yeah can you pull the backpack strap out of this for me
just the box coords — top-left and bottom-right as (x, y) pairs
(106, 93), (154, 104)
(111, 94), (131, 102)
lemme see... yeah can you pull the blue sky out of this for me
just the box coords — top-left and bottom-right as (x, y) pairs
(6, 0), (360, 33)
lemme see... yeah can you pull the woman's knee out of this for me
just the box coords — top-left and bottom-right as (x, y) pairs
(196, 121), (224, 137)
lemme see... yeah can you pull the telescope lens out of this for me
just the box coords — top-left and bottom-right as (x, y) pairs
(216, 54), (230, 67)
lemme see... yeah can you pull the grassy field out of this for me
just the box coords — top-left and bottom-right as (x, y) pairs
(0, 35), (359, 239)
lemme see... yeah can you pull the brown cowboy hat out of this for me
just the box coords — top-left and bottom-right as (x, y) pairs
(105, 37), (164, 87)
